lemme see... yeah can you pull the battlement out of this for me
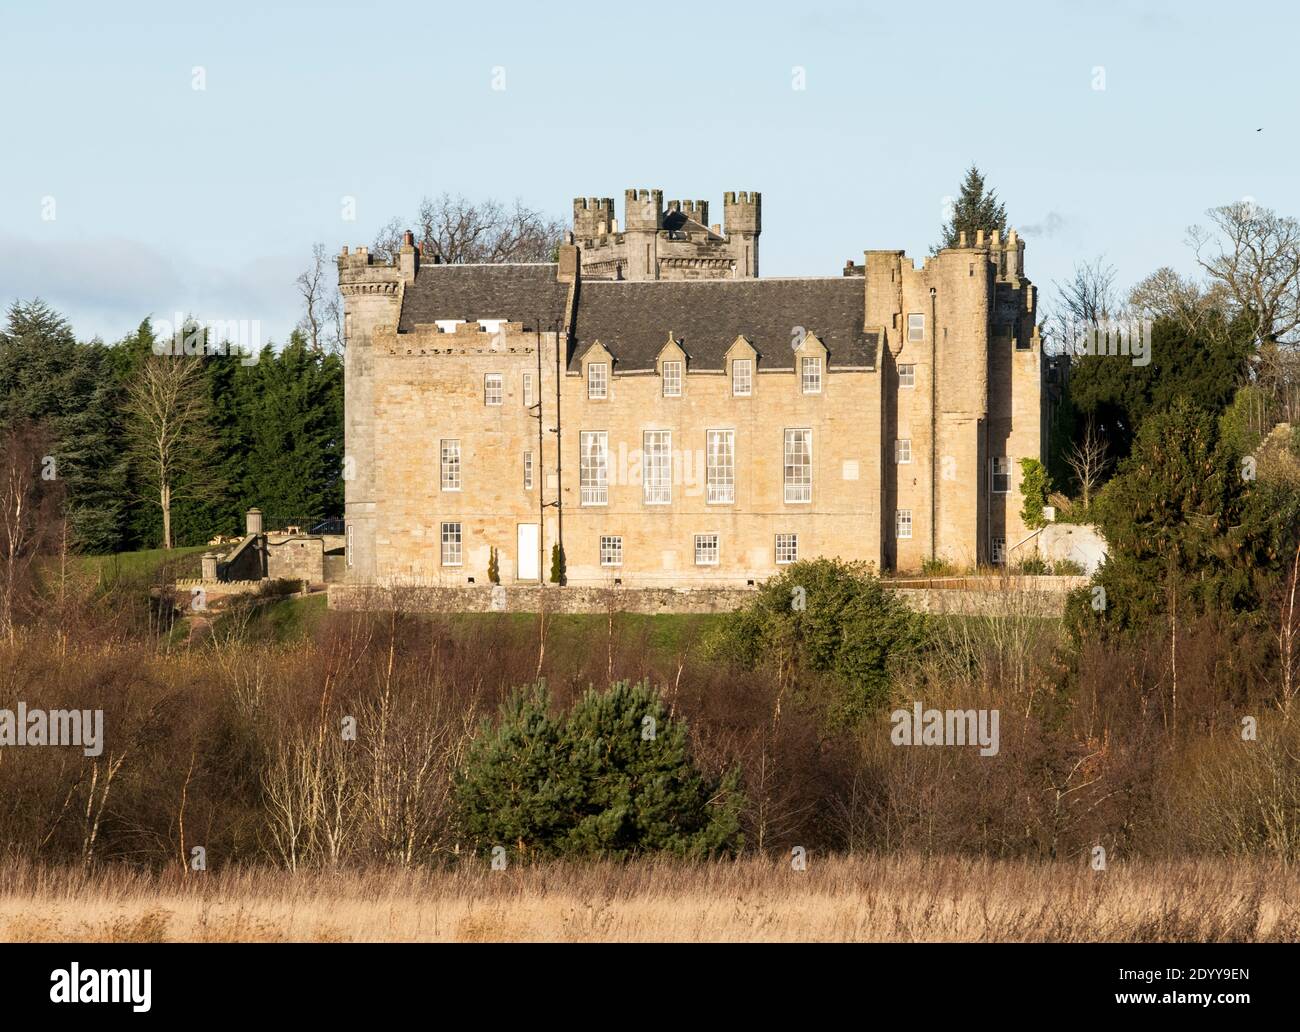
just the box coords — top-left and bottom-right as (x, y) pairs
(623, 188), (664, 231)
(573, 196), (616, 240)
(667, 199), (710, 227)
(948, 226), (1026, 280)
(723, 191), (761, 234)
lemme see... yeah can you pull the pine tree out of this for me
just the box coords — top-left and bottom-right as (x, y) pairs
(935, 165), (1008, 252)
(0, 301), (128, 553)
(454, 681), (744, 861)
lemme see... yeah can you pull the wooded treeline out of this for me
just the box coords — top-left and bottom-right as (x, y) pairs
(0, 302), (343, 552)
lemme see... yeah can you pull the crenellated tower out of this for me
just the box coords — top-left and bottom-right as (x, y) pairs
(571, 187), (762, 281)
(723, 191), (761, 277)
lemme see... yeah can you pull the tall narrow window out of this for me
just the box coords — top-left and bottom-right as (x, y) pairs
(775, 533), (798, 564)
(579, 431), (608, 506)
(907, 313), (925, 342)
(895, 439), (912, 464)
(346, 524), (354, 568)
(644, 430), (672, 504)
(706, 429), (735, 504)
(441, 522), (462, 566)
(898, 364), (916, 388)
(896, 510), (913, 539)
(662, 360), (683, 397)
(600, 535), (623, 567)
(991, 537), (1006, 564)
(587, 362), (608, 399)
(732, 358), (753, 397)
(440, 439), (461, 492)
(484, 373), (503, 406)
(694, 533), (719, 566)
(801, 356), (822, 394)
(783, 428), (812, 503)
(991, 456), (1012, 494)
(523, 451), (534, 490)
(522, 371), (535, 407)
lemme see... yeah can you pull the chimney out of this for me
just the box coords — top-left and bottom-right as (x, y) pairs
(399, 229), (418, 282)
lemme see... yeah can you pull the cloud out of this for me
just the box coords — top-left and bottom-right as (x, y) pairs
(0, 233), (304, 346)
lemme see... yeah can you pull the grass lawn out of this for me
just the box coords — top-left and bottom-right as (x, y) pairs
(80, 545), (208, 585)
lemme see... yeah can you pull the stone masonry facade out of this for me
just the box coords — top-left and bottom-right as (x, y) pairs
(338, 188), (1045, 589)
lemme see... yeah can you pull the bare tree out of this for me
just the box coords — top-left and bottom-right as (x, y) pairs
(297, 243), (343, 354)
(1127, 265), (1229, 341)
(0, 422), (61, 641)
(123, 356), (218, 550)
(1046, 256), (1117, 355)
(1189, 201), (1300, 348)
(1064, 419), (1110, 510)
(372, 194), (565, 265)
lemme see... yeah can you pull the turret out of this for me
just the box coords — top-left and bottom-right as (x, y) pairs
(573, 197), (615, 242)
(623, 188), (664, 232)
(723, 191), (761, 277)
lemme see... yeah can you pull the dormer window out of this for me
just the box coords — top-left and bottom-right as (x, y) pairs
(662, 360), (683, 397)
(801, 356), (822, 394)
(587, 362), (608, 400)
(732, 359), (753, 397)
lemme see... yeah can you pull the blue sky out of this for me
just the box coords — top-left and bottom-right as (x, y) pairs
(1, 0), (1294, 345)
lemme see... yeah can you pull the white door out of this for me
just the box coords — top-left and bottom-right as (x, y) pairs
(517, 524), (540, 581)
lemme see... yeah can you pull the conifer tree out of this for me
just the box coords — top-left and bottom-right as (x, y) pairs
(935, 165), (1008, 252)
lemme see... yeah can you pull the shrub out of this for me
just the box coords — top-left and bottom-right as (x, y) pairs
(920, 557), (957, 576)
(454, 681), (743, 862)
(487, 547), (500, 585)
(703, 558), (924, 721)
(549, 543), (566, 585)
(1019, 458), (1052, 531)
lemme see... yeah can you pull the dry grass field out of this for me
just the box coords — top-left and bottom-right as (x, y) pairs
(2, 856), (1297, 943)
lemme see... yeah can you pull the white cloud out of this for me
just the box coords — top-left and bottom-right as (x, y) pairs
(0, 233), (303, 345)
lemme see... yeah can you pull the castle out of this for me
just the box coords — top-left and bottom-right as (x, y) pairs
(337, 188), (1045, 589)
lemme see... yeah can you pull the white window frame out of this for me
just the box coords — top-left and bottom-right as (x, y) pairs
(523, 450), (534, 490)
(587, 362), (608, 400)
(580, 431), (608, 506)
(775, 533), (798, 565)
(643, 430), (672, 505)
(484, 373), (503, 406)
(600, 535), (623, 567)
(896, 509), (913, 540)
(706, 429), (735, 505)
(694, 533), (719, 566)
(441, 521), (462, 566)
(991, 536), (1006, 565)
(662, 360), (683, 398)
(991, 456), (1012, 494)
(896, 438), (912, 464)
(346, 524), (354, 568)
(908, 313), (925, 342)
(783, 428), (812, 504)
(801, 355), (823, 394)
(440, 439), (461, 492)
(732, 358), (753, 397)
(522, 371), (535, 408)
(898, 364), (916, 389)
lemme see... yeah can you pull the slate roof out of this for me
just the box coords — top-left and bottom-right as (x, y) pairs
(395, 263), (876, 371)
(570, 278), (874, 370)
(397, 263), (569, 334)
